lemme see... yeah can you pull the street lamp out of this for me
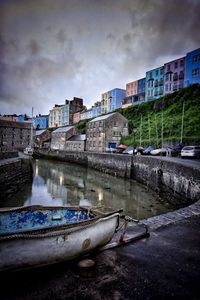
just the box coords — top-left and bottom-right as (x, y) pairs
(133, 127), (136, 156)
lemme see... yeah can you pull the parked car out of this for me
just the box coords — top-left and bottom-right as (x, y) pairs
(181, 146), (200, 158)
(150, 148), (167, 156)
(166, 143), (184, 157)
(142, 145), (154, 155)
(122, 146), (133, 155)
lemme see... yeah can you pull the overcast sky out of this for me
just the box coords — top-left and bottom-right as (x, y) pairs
(0, 0), (200, 116)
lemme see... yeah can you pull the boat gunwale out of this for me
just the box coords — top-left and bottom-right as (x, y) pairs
(0, 205), (122, 240)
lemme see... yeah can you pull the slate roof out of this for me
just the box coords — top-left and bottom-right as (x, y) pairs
(68, 134), (86, 141)
(35, 129), (46, 136)
(88, 113), (116, 123)
(52, 126), (74, 133)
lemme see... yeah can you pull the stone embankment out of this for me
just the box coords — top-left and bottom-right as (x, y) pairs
(0, 157), (33, 201)
(37, 150), (200, 206)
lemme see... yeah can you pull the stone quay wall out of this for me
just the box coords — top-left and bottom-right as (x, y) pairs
(0, 158), (33, 201)
(37, 150), (132, 178)
(38, 150), (200, 205)
(131, 156), (200, 205)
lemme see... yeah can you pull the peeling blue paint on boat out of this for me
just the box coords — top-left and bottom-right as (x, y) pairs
(0, 208), (90, 234)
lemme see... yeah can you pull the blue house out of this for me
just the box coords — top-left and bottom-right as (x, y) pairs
(184, 48), (200, 87)
(145, 66), (164, 102)
(137, 78), (146, 103)
(16, 115), (25, 122)
(32, 115), (49, 129)
(108, 88), (126, 112)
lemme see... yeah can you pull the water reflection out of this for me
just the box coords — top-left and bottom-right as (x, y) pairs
(3, 159), (175, 219)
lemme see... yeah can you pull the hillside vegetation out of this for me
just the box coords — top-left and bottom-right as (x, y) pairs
(117, 84), (200, 147)
(77, 84), (200, 147)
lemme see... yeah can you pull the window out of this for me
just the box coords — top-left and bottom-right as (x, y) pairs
(174, 62), (178, 69)
(165, 84), (168, 91)
(192, 68), (200, 77)
(180, 60), (184, 67)
(167, 64), (170, 71)
(193, 55), (200, 63)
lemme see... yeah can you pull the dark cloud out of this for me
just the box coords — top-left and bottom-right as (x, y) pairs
(56, 29), (66, 44)
(27, 39), (41, 56)
(0, 0), (199, 115)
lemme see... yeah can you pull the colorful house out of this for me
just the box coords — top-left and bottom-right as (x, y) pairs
(32, 115), (49, 129)
(123, 78), (146, 107)
(108, 88), (126, 112)
(145, 66), (164, 101)
(49, 104), (63, 128)
(137, 78), (146, 103)
(164, 57), (185, 94)
(91, 102), (101, 118)
(184, 48), (200, 87)
(124, 80), (138, 106)
(101, 92), (109, 114)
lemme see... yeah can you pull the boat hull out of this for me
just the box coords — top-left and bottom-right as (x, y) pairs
(0, 211), (119, 272)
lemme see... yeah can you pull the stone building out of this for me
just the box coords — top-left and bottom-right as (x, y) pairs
(86, 112), (129, 152)
(65, 134), (86, 151)
(0, 119), (33, 152)
(34, 129), (51, 149)
(51, 126), (80, 151)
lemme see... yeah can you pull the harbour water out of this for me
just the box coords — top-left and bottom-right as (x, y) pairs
(2, 159), (176, 219)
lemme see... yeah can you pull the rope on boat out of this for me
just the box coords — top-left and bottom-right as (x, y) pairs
(116, 215), (149, 243)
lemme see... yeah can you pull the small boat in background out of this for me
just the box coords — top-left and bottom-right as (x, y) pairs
(23, 147), (34, 156)
(0, 205), (121, 272)
(23, 107), (34, 157)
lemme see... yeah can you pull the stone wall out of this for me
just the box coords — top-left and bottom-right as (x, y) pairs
(0, 158), (33, 201)
(131, 156), (200, 205)
(87, 152), (132, 178)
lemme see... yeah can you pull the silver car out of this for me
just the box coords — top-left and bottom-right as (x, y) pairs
(181, 146), (200, 158)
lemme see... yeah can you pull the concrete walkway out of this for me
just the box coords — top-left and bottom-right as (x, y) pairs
(1, 201), (200, 300)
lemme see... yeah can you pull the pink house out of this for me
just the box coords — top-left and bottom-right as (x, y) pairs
(126, 80), (138, 97)
(164, 57), (185, 94)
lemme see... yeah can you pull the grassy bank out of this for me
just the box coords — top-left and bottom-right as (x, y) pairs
(117, 84), (200, 147)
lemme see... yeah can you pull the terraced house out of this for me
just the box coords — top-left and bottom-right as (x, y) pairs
(164, 56), (185, 94)
(184, 48), (200, 87)
(145, 66), (164, 101)
(101, 88), (126, 114)
(86, 112), (128, 152)
(123, 77), (146, 107)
